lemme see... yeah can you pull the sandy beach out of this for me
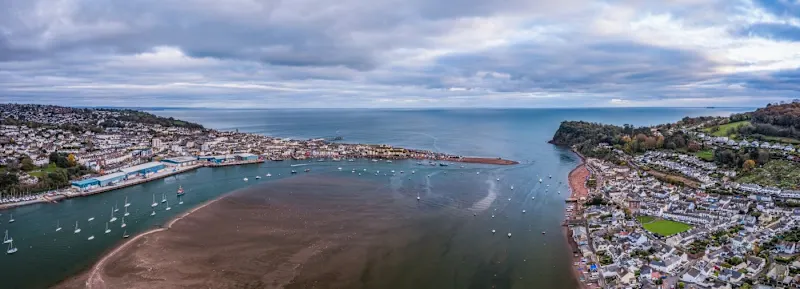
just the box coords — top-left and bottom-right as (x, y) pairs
(565, 151), (591, 289)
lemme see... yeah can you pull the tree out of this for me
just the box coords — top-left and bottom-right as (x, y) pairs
(743, 159), (756, 171)
(687, 141), (701, 152)
(678, 282), (685, 289)
(20, 157), (35, 171)
(67, 154), (76, 166)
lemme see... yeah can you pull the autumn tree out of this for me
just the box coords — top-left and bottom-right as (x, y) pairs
(687, 141), (701, 152)
(743, 159), (756, 171)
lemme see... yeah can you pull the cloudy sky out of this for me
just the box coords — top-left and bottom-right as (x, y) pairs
(1, 0), (799, 108)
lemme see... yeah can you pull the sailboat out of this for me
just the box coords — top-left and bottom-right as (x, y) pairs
(266, 173), (272, 177)
(114, 202), (119, 212)
(8, 214), (14, 223)
(150, 210), (156, 216)
(179, 196), (184, 205)
(161, 193), (167, 203)
(55, 220), (62, 232)
(121, 217), (127, 228)
(511, 185), (514, 190)
(3, 230), (12, 244)
(109, 207), (117, 223)
(417, 192), (421, 201)
(74, 221), (81, 234)
(177, 185), (184, 196)
(151, 194), (158, 207)
(105, 222), (111, 234)
(539, 178), (542, 183)
(124, 196), (131, 207)
(124, 206), (130, 217)
(6, 240), (17, 254)
(87, 235), (94, 240)
(87, 216), (94, 222)
(123, 230), (130, 238)
(165, 200), (171, 211)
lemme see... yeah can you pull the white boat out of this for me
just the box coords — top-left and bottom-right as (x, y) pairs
(124, 206), (130, 217)
(508, 198), (511, 201)
(400, 171), (404, 174)
(161, 193), (167, 203)
(386, 160), (392, 163)
(87, 235), (94, 241)
(371, 159), (378, 162)
(542, 231), (546, 235)
(539, 179), (542, 182)
(532, 196), (535, 200)
(338, 167), (342, 170)
(74, 221), (81, 234)
(476, 172), (480, 175)
(390, 170), (395, 173)
(6, 240), (17, 254)
(507, 233), (512, 238)
(255, 176), (261, 179)
(266, 173), (272, 177)
(3, 230), (11, 244)
(492, 215), (495, 218)
(105, 222), (111, 234)
(411, 170), (415, 174)
(8, 214), (14, 223)
(492, 229), (496, 234)
(179, 198), (184, 205)
(243, 178), (248, 181)
(150, 210), (156, 216)
(88, 217), (94, 222)
(496, 178), (500, 181)
(549, 175), (552, 178)
(522, 210), (526, 213)
(166, 201), (171, 211)
(511, 185), (514, 190)
(121, 217), (127, 228)
(123, 230), (130, 238)
(55, 220), (62, 232)
(124, 196), (130, 207)
(114, 202), (119, 212)
(109, 207), (117, 223)
(151, 194), (158, 207)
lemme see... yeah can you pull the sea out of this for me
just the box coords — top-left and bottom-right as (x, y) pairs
(0, 108), (752, 289)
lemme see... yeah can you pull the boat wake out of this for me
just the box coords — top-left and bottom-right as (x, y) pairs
(469, 179), (497, 212)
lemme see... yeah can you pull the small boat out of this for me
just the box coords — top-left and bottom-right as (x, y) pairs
(539, 178), (542, 182)
(411, 170), (415, 174)
(243, 177), (249, 181)
(105, 222), (111, 234)
(522, 210), (526, 213)
(476, 172), (480, 175)
(8, 214), (14, 223)
(255, 176), (261, 179)
(124, 197), (131, 207)
(123, 230), (130, 238)
(109, 207), (117, 223)
(508, 198), (511, 201)
(291, 170), (297, 174)
(492, 215), (495, 218)
(507, 233), (512, 238)
(6, 240), (17, 254)
(55, 220), (62, 232)
(161, 193), (167, 203)
(317, 159), (325, 162)
(3, 230), (12, 244)
(511, 185), (514, 190)
(87, 235), (95, 241)
(150, 210), (156, 216)
(165, 201), (171, 211)
(348, 159), (355, 162)
(372, 159), (378, 162)
(417, 192), (421, 201)
(121, 217), (127, 228)
(124, 207), (130, 217)
(88, 217), (95, 222)
(496, 178), (500, 181)
(74, 221), (81, 234)
(177, 186), (185, 196)
(266, 173), (272, 177)
(386, 160), (392, 163)
(391, 170), (395, 173)
(542, 231), (546, 235)
(400, 171), (404, 174)
(304, 168), (310, 172)
(179, 198), (184, 205)
(532, 196), (535, 200)
(549, 175), (552, 179)
(338, 167), (342, 170)
(439, 163), (448, 167)
(151, 194), (158, 207)
(492, 229), (496, 234)
(114, 202), (119, 212)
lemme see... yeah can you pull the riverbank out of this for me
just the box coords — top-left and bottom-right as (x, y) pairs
(566, 150), (592, 289)
(450, 156), (519, 165)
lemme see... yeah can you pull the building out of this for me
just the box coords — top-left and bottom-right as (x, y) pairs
(119, 162), (166, 178)
(94, 172), (127, 186)
(152, 138), (162, 149)
(71, 178), (100, 191)
(162, 156), (198, 167)
(235, 153), (258, 161)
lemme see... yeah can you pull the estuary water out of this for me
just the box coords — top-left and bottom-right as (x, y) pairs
(0, 108), (750, 289)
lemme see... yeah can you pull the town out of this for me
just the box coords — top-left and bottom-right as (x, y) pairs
(0, 104), (497, 208)
(560, 103), (800, 289)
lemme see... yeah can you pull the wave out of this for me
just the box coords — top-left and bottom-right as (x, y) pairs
(469, 178), (497, 212)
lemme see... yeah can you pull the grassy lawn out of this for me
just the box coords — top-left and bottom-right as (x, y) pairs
(643, 219), (693, 236)
(28, 163), (62, 178)
(704, 121), (750, 137)
(696, 149), (714, 161)
(760, 135), (800, 145)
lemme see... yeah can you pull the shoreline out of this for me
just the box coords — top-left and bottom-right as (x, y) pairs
(566, 148), (591, 289)
(80, 193), (229, 289)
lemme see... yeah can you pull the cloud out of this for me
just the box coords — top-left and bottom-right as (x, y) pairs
(0, 0), (800, 108)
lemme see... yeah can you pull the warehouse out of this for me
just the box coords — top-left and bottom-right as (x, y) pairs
(120, 162), (166, 177)
(94, 172), (127, 186)
(235, 153), (258, 161)
(162, 156), (198, 167)
(71, 178), (100, 191)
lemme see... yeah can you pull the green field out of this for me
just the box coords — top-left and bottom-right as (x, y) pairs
(638, 216), (692, 236)
(704, 121), (750, 137)
(737, 160), (800, 189)
(28, 163), (61, 178)
(696, 149), (714, 161)
(760, 135), (800, 145)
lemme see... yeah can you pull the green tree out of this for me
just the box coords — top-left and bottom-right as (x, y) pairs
(743, 159), (756, 171)
(20, 157), (35, 171)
